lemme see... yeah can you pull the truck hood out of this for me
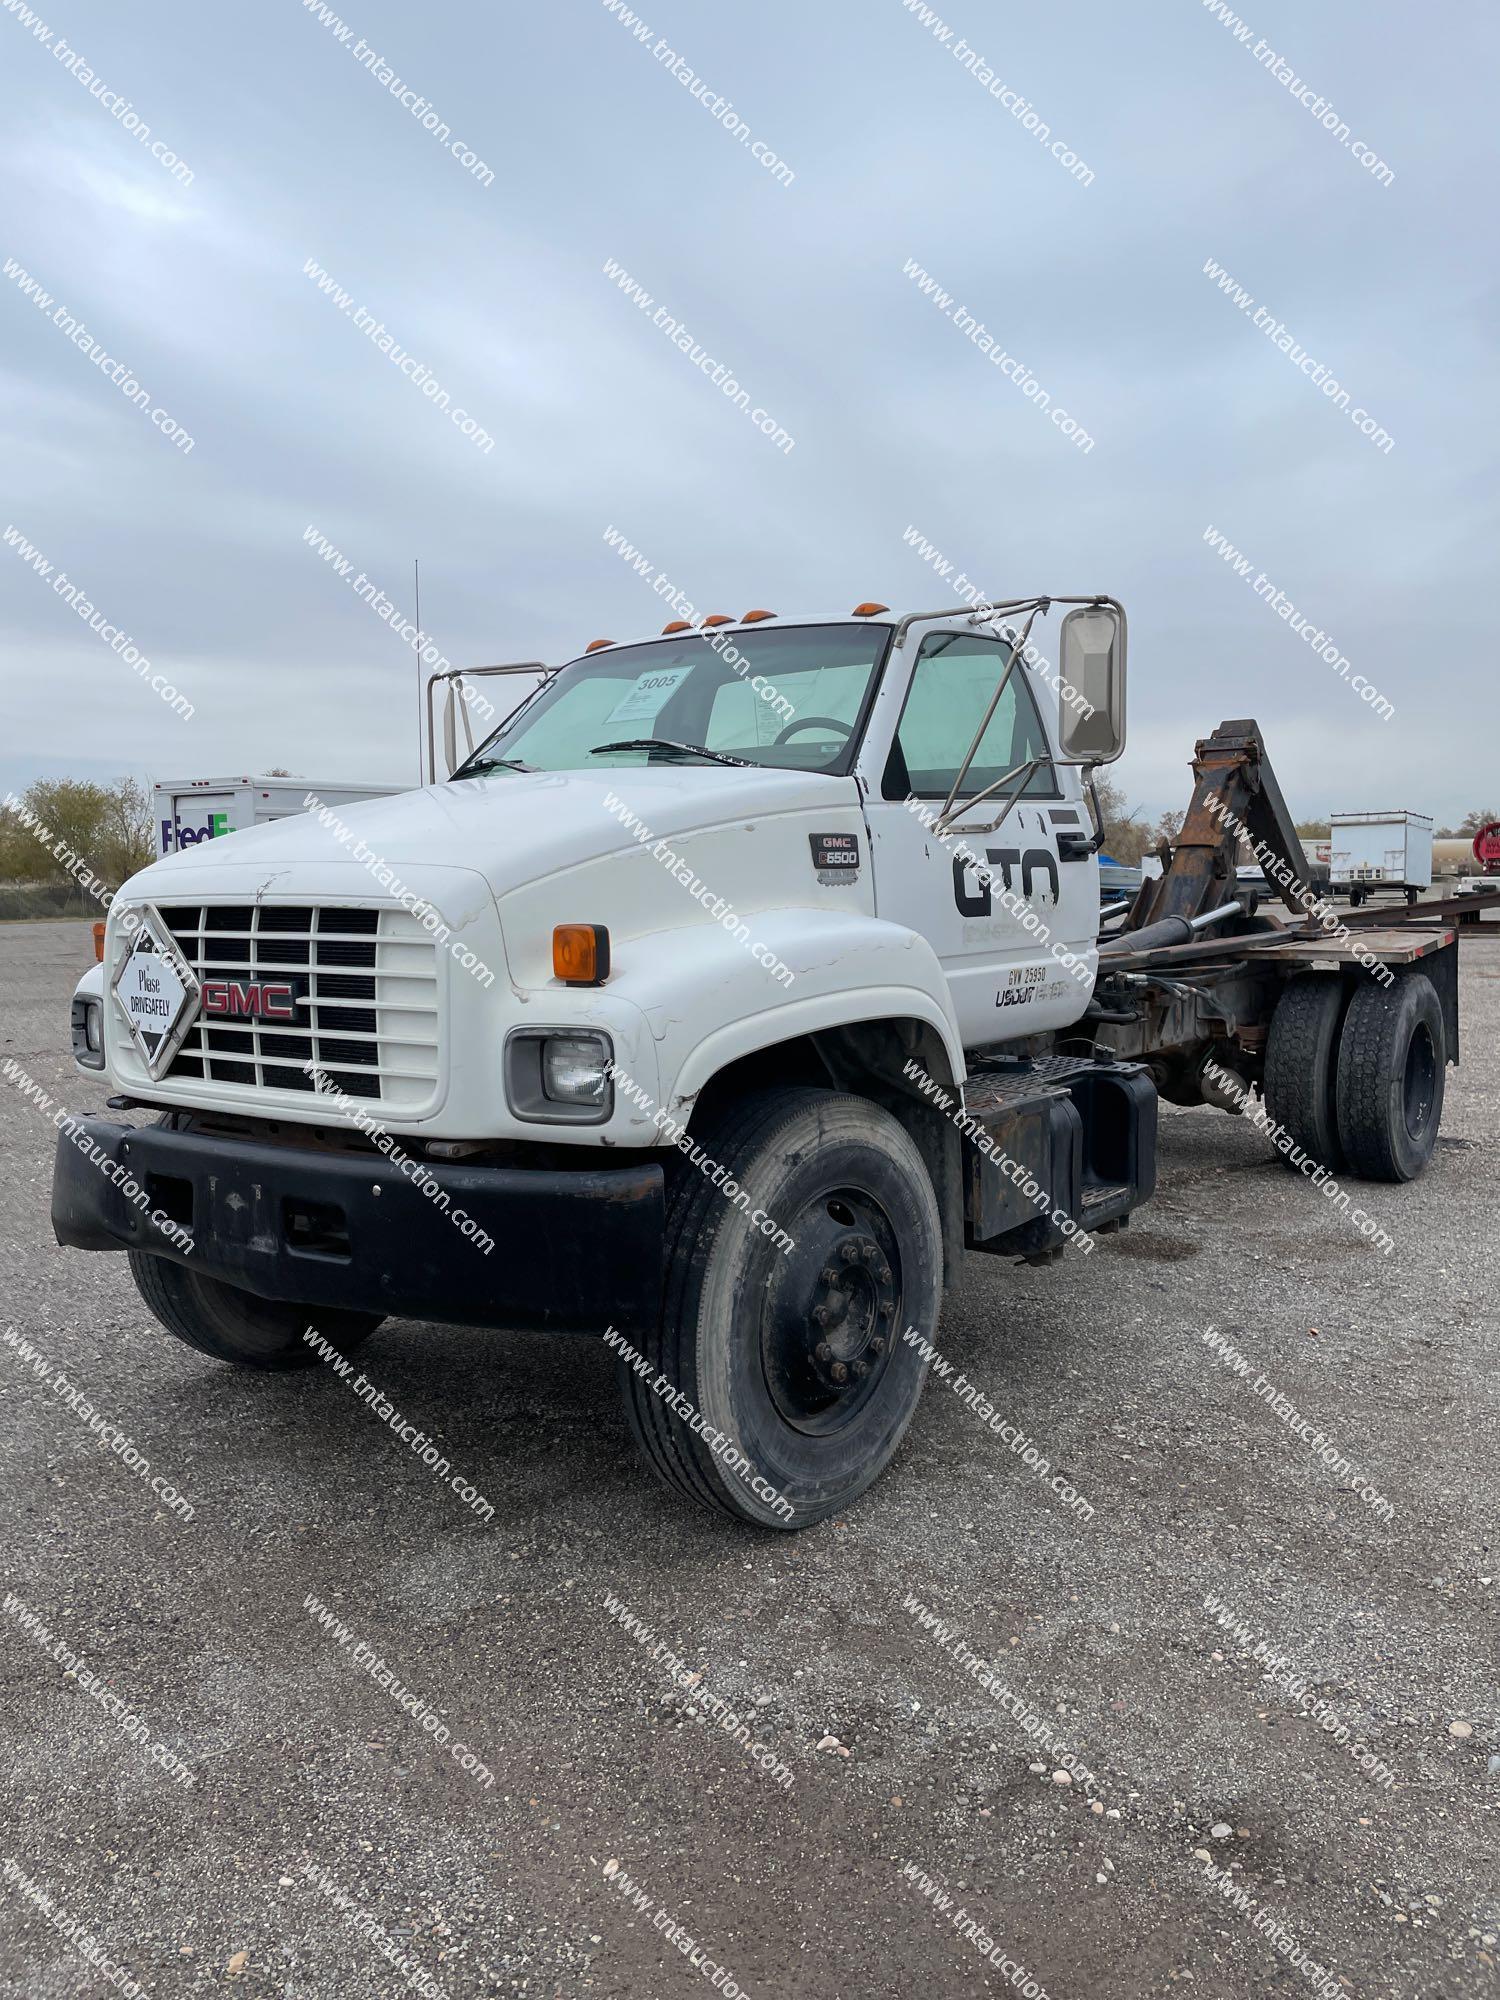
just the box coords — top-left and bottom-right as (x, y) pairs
(120, 766), (862, 903)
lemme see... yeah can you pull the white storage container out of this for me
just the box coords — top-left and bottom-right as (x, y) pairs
(1328, 811), (1433, 894)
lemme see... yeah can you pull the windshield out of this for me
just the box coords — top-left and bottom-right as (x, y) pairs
(451, 622), (891, 778)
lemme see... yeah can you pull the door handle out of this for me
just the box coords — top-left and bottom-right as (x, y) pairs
(1057, 830), (1093, 861)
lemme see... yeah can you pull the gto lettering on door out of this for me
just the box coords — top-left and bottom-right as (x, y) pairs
(952, 847), (1060, 917)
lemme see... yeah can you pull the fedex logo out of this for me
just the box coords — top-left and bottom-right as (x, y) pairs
(160, 810), (230, 852)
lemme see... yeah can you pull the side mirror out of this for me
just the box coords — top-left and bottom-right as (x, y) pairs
(1058, 603), (1126, 764)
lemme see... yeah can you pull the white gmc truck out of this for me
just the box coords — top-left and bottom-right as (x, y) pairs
(53, 598), (1460, 1527)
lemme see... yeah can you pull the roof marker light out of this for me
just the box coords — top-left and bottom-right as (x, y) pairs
(741, 609), (776, 622)
(852, 602), (890, 616)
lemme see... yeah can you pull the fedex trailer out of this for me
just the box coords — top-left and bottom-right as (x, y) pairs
(155, 776), (403, 857)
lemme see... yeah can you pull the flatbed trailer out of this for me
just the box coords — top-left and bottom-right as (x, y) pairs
(1044, 721), (1461, 1185)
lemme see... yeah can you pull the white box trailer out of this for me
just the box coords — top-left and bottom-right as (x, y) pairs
(155, 775), (404, 856)
(1329, 810), (1433, 904)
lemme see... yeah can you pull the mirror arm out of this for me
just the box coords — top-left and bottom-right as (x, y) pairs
(935, 757), (1046, 838)
(426, 660), (551, 780)
(936, 655), (1019, 824)
(932, 601), (1049, 827)
(1082, 768), (1108, 855)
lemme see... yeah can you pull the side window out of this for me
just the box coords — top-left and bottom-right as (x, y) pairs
(889, 632), (1054, 798)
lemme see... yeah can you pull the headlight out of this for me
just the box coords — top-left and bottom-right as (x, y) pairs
(504, 1028), (614, 1124)
(542, 1034), (610, 1106)
(71, 995), (105, 1071)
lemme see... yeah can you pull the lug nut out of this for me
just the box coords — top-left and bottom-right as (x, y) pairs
(840, 1242), (860, 1264)
(813, 1305), (832, 1327)
(815, 1340), (833, 1362)
(862, 1244), (880, 1266)
(820, 1266), (839, 1285)
(853, 1359), (869, 1379)
(830, 1360), (849, 1383)
(877, 1263), (892, 1284)
(870, 1336), (886, 1355)
(879, 1301), (895, 1320)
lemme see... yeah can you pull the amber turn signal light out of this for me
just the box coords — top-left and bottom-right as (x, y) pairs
(553, 924), (610, 986)
(93, 921), (106, 963)
(851, 601), (889, 616)
(585, 638), (613, 653)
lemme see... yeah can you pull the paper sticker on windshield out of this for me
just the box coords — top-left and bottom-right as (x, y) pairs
(604, 666), (692, 728)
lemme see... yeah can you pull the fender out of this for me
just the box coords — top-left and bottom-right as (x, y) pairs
(596, 909), (967, 1117)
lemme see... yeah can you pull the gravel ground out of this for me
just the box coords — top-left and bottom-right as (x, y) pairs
(1, 918), (1496, 2000)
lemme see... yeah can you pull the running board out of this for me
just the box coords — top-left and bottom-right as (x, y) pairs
(959, 1055), (1157, 1260)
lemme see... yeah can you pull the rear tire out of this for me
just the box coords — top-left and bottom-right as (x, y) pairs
(128, 1251), (383, 1371)
(1263, 975), (1348, 1173)
(619, 1086), (943, 1529)
(1335, 972), (1445, 1182)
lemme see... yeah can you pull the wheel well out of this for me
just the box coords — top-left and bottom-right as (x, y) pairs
(685, 1019), (966, 1288)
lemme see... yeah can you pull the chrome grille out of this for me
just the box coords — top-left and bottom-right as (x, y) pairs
(156, 903), (439, 1109)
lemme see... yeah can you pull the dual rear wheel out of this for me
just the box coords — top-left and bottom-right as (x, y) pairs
(1262, 970), (1444, 1182)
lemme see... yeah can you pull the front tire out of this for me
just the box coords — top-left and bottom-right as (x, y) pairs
(128, 1251), (384, 1370)
(620, 1087), (943, 1529)
(1335, 972), (1445, 1181)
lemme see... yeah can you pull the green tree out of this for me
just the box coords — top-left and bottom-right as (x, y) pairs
(1091, 773), (1153, 865)
(0, 778), (153, 886)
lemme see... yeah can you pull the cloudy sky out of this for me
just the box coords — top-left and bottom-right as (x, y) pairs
(2, 0), (1494, 822)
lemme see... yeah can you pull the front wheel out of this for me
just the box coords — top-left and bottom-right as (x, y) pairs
(128, 1251), (384, 1370)
(619, 1087), (943, 1529)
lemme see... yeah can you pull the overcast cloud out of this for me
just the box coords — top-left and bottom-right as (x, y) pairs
(1, 0), (1495, 820)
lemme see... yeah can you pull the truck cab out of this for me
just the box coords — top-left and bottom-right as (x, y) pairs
(44, 598), (1209, 1525)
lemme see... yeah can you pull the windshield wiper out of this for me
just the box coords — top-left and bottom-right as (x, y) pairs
(451, 755), (535, 779)
(589, 737), (750, 768)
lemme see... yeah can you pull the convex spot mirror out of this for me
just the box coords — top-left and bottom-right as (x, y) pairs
(1058, 603), (1126, 764)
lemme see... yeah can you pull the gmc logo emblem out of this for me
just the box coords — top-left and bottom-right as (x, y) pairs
(201, 978), (298, 1021)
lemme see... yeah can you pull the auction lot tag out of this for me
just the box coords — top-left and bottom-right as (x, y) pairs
(111, 908), (199, 1074)
(604, 665), (692, 728)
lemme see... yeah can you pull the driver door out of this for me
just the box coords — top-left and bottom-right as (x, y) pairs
(861, 624), (1099, 1049)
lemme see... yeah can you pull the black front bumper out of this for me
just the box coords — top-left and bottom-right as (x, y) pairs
(51, 1117), (665, 1336)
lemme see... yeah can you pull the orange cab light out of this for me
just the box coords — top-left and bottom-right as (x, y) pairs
(585, 638), (613, 653)
(701, 613), (733, 627)
(93, 921), (106, 963)
(553, 923), (610, 986)
(741, 608), (776, 622)
(852, 601), (890, 616)
(662, 619), (692, 634)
